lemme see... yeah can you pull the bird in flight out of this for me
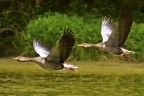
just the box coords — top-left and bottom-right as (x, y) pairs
(13, 29), (78, 72)
(78, 5), (134, 58)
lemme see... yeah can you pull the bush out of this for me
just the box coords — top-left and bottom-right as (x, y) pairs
(20, 12), (144, 61)
(125, 22), (144, 61)
(0, 31), (21, 57)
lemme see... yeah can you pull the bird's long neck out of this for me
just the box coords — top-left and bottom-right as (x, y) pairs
(95, 43), (105, 48)
(87, 43), (105, 48)
(22, 57), (45, 64)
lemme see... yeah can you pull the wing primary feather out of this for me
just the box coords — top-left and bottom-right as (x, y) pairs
(46, 28), (75, 63)
(117, 5), (133, 47)
(59, 28), (75, 63)
(106, 5), (132, 48)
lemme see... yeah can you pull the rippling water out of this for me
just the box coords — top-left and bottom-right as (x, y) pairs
(0, 72), (144, 96)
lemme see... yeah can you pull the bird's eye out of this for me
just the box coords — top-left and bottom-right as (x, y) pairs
(19, 57), (21, 59)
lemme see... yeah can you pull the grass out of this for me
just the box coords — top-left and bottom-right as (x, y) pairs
(0, 58), (144, 96)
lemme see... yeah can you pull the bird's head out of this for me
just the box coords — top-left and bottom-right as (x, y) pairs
(12, 56), (28, 62)
(78, 43), (92, 48)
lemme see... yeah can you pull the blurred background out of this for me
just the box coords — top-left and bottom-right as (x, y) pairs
(0, 0), (144, 61)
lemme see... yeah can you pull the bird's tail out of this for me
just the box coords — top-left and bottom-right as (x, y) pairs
(63, 63), (78, 72)
(120, 48), (135, 58)
(121, 47), (135, 54)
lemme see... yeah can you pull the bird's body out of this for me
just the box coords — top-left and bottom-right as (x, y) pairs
(13, 29), (78, 71)
(78, 5), (134, 57)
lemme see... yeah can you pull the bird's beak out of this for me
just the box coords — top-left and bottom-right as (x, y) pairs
(78, 44), (83, 47)
(12, 57), (19, 60)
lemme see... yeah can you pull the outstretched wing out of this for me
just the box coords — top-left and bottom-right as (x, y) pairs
(33, 39), (50, 57)
(46, 29), (75, 63)
(101, 16), (113, 42)
(117, 5), (133, 47)
(106, 5), (133, 47)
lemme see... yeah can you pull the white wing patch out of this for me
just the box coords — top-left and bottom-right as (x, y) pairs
(33, 39), (50, 57)
(101, 16), (112, 42)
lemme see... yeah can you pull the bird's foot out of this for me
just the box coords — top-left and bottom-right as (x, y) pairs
(64, 67), (78, 72)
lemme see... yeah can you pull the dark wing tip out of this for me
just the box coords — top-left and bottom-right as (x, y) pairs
(64, 28), (73, 35)
(102, 16), (110, 21)
(33, 38), (36, 42)
(63, 28), (75, 41)
(57, 28), (75, 63)
(33, 38), (37, 45)
(33, 38), (40, 45)
(119, 4), (133, 27)
(117, 5), (133, 47)
(120, 5), (132, 19)
(102, 16), (112, 29)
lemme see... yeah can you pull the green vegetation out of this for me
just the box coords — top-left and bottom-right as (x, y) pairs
(20, 13), (144, 61)
(0, 58), (144, 96)
(1, 1), (144, 95)
(20, 13), (102, 60)
(0, 1), (144, 61)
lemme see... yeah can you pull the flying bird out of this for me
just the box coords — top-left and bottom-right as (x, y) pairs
(78, 6), (134, 58)
(13, 29), (78, 71)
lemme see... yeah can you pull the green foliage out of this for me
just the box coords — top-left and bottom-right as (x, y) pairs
(0, 1), (34, 57)
(0, 34), (21, 57)
(21, 12), (144, 61)
(21, 12), (103, 60)
(125, 22), (144, 61)
(0, 0), (144, 59)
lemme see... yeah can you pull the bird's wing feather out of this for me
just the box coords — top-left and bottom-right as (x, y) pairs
(117, 5), (133, 47)
(46, 29), (75, 63)
(101, 16), (112, 42)
(33, 39), (50, 57)
(106, 5), (133, 47)
(106, 25), (119, 47)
